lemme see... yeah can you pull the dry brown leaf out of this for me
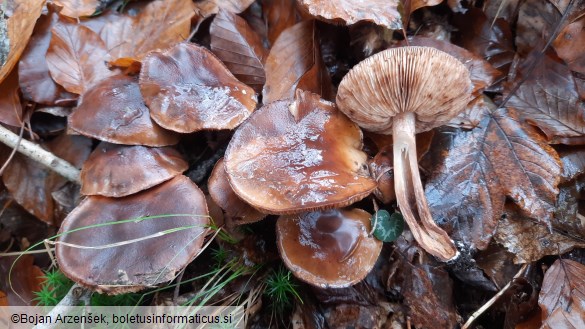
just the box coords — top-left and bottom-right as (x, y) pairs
(263, 20), (334, 103)
(261, 0), (298, 45)
(46, 20), (113, 95)
(559, 146), (585, 182)
(18, 9), (75, 105)
(53, 0), (99, 18)
(0, 255), (44, 305)
(297, 0), (402, 30)
(194, 0), (256, 19)
(99, 0), (196, 67)
(411, 0), (443, 13)
(495, 205), (585, 263)
(515, 0), (562, 56)
(0, 0), (44, 84)
(0, 68), (24, 127)
(553, 17), (585, 75)
(210, 9), (268, 93)
(539, 259), (585, 329)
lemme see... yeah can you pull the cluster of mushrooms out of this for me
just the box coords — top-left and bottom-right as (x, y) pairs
(56, 41), (472, 292)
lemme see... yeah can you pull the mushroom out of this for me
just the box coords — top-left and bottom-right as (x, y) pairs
(336, 46), (472, 261)
(276, 208), (382, 288)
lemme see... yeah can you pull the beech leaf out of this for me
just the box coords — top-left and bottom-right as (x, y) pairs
(553, 17), (585, 75)
(53, 0), (100, 18)
(194, 0), (255, 19)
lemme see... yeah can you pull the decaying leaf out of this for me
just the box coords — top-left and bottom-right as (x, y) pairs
(99, 0), (196, 67)
(194, 0), (255, 19)
(263, 20), (334, 103)
(506, 53), (585, 143)
(53, 0), (100, 18)
(553, 17), (585, 75)
(139, 42), (257, 133)
(210, 9), (268, 93)
(0, 69), (24, 127)
(0, 255), (44, 305)
(558, 146), (585, 182)
(515, 0), (562, 55)
(261, 0), (298, 45)
(18, 9), (74, 105)
(495, 205), (585, 263)
(539, 259), (585, 329)
(426, 106), (561, 248)
(46, 20), (113, 95)
(0, 0), (44, 84)
(297, 0), (402, 30)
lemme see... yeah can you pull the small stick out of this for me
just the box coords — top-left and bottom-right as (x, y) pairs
(0, 124), (80, 183)
(462, 263), (529, 329)
(34, 283), (92, 329)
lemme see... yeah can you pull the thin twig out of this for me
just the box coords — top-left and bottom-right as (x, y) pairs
(0, 121), (24, 175)
(462, 263), (529, 329)
(34, 284), (92, 329)
(0, 124), (80, 183)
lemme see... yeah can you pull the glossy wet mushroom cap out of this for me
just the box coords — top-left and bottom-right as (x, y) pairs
(224, 89), (376, 214)
(276, 208), (382, 288)
(56, 175), (209, 294)
(80, 143), (188, 197)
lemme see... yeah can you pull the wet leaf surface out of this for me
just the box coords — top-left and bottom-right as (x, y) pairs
(46, 20), (114, 95)
(140, 42), (257, 133)
(69, 74), (180, 146)
(553, 17), (585, 75)
(262, 20), (334, 103)
(297, 0), (402, 30)
(210, 9), (268, 93)
(539, 259), (585, 329)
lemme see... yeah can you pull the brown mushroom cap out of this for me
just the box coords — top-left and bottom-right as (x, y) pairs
(224, 90), (376, 214)
(208, 158), (265, 225)
(139, 42), (257, 133)
(56, 175), (209, 294)
(68, 75), (179, 146)
(336, 46), (472, 134)
(80, 143), (188, 197)
(276, 208), (382, 288)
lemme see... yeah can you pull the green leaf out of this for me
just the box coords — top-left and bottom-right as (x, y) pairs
(371, 210), (404, 242)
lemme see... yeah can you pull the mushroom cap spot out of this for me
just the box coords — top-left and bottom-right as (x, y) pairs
(336, 46), (473, 134)
(208, 158), (265, 225)
(224, 90), (377, 214)
(139, 42), (258, 133)
(276, 208), (383, 288)
(68, 74), (180, 146)
(56, 175), (209, 294)
(80, 143), (188, 198)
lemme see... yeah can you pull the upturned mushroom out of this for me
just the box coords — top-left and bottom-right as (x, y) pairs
(336, 46), (472, 261)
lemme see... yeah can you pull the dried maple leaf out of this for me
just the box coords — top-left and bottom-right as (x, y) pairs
(0, 0), (44, 84)
(210, 9), (268, 93)
(506, 53), (585, 144)
(53, 0), (100, 18)
(99, 0), (196, 67)
(297, 0), (402, 30)
(263, 20), (334, 103)
(46, 20), (114, 95)
(539, 259), (585, 329)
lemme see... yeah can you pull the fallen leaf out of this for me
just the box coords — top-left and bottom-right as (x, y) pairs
(263, 20), (334, 103)
(210, 9), (268, 93)
(426, 105), (561, 248)
(553, 17), (585, 75)
(411, 0), (443, 13)
(99, 0), (196, 67)
(297, 0), (402, 30)
(194, 0), (256, 19)
(515, 0), (562, 55)
(539, 259), (585, 329)
(475, 242), (522, 289)
(0, 291), (7, 306)
(53, 0), (99, 18)
(505, 53), (585, 143)
(0, 255), (44, 305)
(553, 182), (585, 239)
(139, 42), (257, 133)
(558, 146), (585, 182)
(2, 134), (91, 225)
(0, 68), (24, 127)
(452, 8), (515, 78)
(261, 0), (298, 45)
(18, 9), (75, 105)
(69, 74), (180, 146)
(495, 205), (585, 263)
(46, 20), (113, 95)
(0, 0), (45, 84)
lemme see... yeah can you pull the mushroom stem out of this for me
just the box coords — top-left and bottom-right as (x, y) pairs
(392, 112), (457, 261)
